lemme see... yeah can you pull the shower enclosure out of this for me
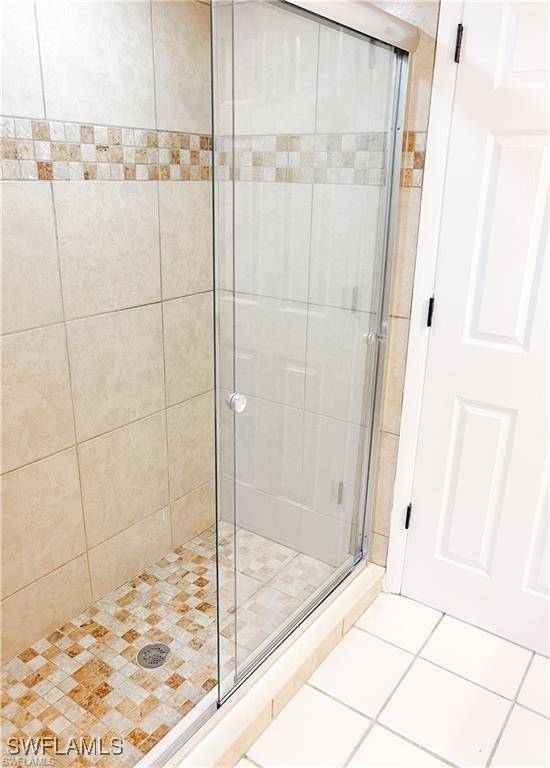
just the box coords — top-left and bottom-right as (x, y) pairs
(0, 0), (413, 763)
(211, 0), (408, 703)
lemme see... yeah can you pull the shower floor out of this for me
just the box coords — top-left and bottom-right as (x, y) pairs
(1, 523), (333, 766)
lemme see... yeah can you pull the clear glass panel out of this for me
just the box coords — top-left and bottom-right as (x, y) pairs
(212, 0), (403, 700)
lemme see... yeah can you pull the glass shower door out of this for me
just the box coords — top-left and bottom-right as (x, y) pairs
(212, 0), (406, 701)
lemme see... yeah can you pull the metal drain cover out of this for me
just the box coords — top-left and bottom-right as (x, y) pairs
(136, 643), (170, 669)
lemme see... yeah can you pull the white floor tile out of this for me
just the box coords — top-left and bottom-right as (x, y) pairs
(247, 685), (369, 767)
(421, 615), (531, 698)
(518, 654), (550, 717)
(236, 761), (257, 768)
(379, 659), (510, 767)
(348, 724), (447, 767)
(355, 593), (442, 653)
(491, 705), (550, 767)
(309, 628), (413, 717)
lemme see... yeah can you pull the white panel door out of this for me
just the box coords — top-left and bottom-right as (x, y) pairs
(402, 1), (549, 654)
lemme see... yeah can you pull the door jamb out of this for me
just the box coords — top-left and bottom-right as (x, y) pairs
(385, 0), (465, 593)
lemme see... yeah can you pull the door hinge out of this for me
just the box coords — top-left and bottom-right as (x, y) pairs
(427, 296), (435, 327)
(405, 503), (412, 530)
(454, 23), (464, 63)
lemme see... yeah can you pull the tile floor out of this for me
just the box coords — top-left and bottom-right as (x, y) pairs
(240, 593), (550, 768)
(1, 523), (333, 767)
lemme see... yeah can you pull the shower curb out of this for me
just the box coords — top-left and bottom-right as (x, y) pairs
(171, 562), (384, 767)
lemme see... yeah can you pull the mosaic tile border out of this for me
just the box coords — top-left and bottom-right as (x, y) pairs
(0, 116), (212, 182)
(216, 131), (426, 187)
(0, 117), (425, 187)
(401, 130), (426, 188)
(216, 131), (390, 186)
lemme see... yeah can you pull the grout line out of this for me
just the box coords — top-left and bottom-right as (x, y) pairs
(1, 113), (212, 138)
(2, 502), (176, 603)
(2, 551), (89, 602)
(296, 19), (322, 552)
(170, 477), (215, 508)
(514, 701), (550, 722)
(86, 502), (171, 558)
(341, 612), (445, 767)
(0, 289), (213, 339)
(432, 609), (544, 656)
(60, 294), (205, 326)
(215, 389), (371, 437)
(305, 682), (371, 721)
(353, 623), (524, 703)
(242, 756), (263, 768)
(261, 607), (544, 768)
(1, 442), (75, 479)
(376, 723), (460, 768)
(485, 652), (535, 767)
(218, 284), (381, 315)
(32, 2), (48, 121)
(149, 0), (158, 132)
(154, 170), (174, 544)
(3, 481), (219, 603)
(1, 387), (215, 480)
(46, 177), (94, 592)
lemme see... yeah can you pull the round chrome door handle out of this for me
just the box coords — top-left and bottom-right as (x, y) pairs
(227, 392), (247, 413)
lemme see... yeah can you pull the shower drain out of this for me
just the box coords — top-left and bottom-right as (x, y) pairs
(136, 643), (171, 669)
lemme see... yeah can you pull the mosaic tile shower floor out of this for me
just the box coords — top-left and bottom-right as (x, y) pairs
(1, 523), (334, 766)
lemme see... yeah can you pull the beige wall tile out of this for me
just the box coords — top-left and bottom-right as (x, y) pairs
(67, 304), (165, 442)
(1, 325), (75, 472)
(88, 507), (171, 600)
(368, 531), (389, 568)
(79, 413), (169, 548)
(380, 316), (410, 436)
(36, 1), (155, 126)
(317, 23), (395, 134)
(152, 1), (211, 133)
(1, 182), (63, 335)
(371, 431), (399, 537)
(159, 181), (212, 300)
(390, 188), (422, 319)
(54, 182), (161, 319)
(229, 2), (319, 135)
(1, 555), (91, 662)
(1, 2), (44, 117)
(167, 391), (215, 500)
(163, 292), (214, 406)
(171, 479), (215, 547)
(1, 449), (85, 598)
(406, 29), (438, 132)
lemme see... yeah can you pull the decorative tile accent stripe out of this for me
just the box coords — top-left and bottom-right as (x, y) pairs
(0, 116), (212, 181)
(0, 117), (426, 188)
(215, 132), (389, 186)
(401, 130), (426, 188)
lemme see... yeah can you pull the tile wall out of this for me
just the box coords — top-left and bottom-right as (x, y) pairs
(369, 0), (440, 565)
(1, 0), (437, 665)
(0, 0), (214, 661)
